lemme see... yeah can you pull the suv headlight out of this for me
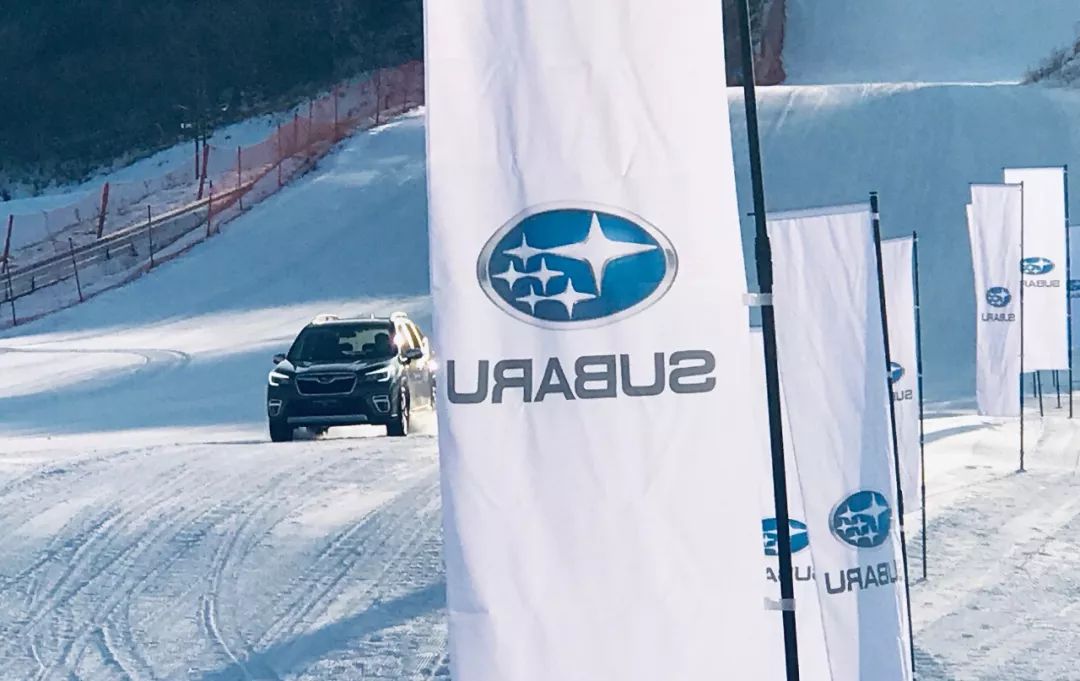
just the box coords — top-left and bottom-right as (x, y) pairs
(268, 370), (292, 387)
(360, 366), (394, 383)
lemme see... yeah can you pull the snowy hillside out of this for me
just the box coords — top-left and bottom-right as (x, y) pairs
(733, 82), (1080, 398)
(739, 0), (1080, 398)
(783, 0), (1080, 84)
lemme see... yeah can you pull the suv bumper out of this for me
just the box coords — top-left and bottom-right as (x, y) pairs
(267, 385), (394, 427)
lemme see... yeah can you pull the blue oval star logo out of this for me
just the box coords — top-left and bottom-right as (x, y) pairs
(762, 518), (810, 556)
(1021, 257), (1054, 276)
(986, 286), (1012, 308)
(477, 204), (678, 329)
(830, 490), (892, 549)
(888, 361), (904, 385)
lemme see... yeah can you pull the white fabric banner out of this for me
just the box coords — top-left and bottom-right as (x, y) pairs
(881, 237), (922, 507)
(426, 2), (771, 679)
(768, 204), (914, 681)
(749, 328), (831, 681)
(1004, 167), (1068, 370)
(969, 185), (1024, 417)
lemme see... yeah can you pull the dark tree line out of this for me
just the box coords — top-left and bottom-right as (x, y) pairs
(0, 0), (422, 188)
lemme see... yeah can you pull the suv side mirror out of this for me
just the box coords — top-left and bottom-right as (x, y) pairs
(402, 348), (423, 362)
(273, 353), (286, 364)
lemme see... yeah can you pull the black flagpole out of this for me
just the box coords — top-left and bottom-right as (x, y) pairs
(871, 193), (918, 677)
(1055, 371), (1062, 409)
(1020, 182), (1026, 472)
(1065, 166), (1073, 419)
(913, 231), (928, 582)
(734, 2), (800, 679)
(1036, 372), (1044, 418)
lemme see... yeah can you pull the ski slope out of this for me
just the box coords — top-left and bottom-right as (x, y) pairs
(784, 0), (1080, 84)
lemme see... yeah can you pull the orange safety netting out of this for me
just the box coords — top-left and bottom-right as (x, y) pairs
(3, 61), (425, 268)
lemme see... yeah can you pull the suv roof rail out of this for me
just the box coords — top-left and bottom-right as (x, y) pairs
(310, 313), (341, 325)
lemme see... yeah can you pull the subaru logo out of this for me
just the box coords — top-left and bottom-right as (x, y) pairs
(830, 490), (892, 549)
(986, 286), (1012, 308)
(888, 361), (904, 384)
(762, 518), (810, 556)
(1021, 257), (1054, 276)
(477, 204), (678, 329)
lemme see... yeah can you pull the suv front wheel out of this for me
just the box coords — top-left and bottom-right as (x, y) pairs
(387, 388), (410, 437)
(269, 420), (294, 443)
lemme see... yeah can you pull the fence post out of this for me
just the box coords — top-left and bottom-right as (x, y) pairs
(146, 204), (155, 270)
(237, 146), (244, 211)
(277, 124), (284, 187)
(333, 86), (340, 141)
(194, 138), (200, 181)
(96, 183), (110, 238)
(197, 144), (210, 200)
(68, 238), (84, 302)
(207, 181), (214, 237)
(375, 70), (382, 126)
(2, 215), (12, 264)
(5, 267), (15, 326)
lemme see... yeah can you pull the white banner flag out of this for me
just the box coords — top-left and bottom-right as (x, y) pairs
(768, 204), (913, 681)
(749, 328), (831, 681)
(426, 2), (772, 679)
(969, 185), (1024, 417)
(881, 237), (922, 507)
(1004, 167), (1068, 370)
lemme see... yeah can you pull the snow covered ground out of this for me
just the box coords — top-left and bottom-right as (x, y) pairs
(6, 2), (1080, 679)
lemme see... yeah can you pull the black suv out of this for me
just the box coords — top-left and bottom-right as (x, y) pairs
(266, 312), (436, 442)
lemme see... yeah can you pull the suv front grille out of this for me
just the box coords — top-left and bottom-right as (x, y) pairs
(296, 374), (357, 396)
(292, 398), (366, 417)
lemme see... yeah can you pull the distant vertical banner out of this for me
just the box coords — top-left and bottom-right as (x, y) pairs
(749, 328), (831, 681)
(425, 1), (772, 679)
(881, 237), (922, 506)
(1003, 167), (1068, 370)
(1070, 225), (1080, 352)
(768, 204), (914, 681)
(969, 185), (1024, 417)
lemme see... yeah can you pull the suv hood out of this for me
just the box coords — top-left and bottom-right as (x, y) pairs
(279, 358), (395, 375)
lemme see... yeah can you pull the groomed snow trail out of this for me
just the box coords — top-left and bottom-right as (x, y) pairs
(0, 437), (448, 681)
(911, 408), (1080, 680)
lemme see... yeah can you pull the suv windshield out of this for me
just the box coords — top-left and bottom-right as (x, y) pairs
(288, 322), (398, 364)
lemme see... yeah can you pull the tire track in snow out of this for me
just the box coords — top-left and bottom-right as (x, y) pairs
(912, 416), (1080, 680)
(69, 452), (353, 680)
(256, 468), (440, 652)
(189, 453), (374, 681)
(4, 445), (318, 680)
(105, 445), (416, 680)
(22, 454), (214, 680)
